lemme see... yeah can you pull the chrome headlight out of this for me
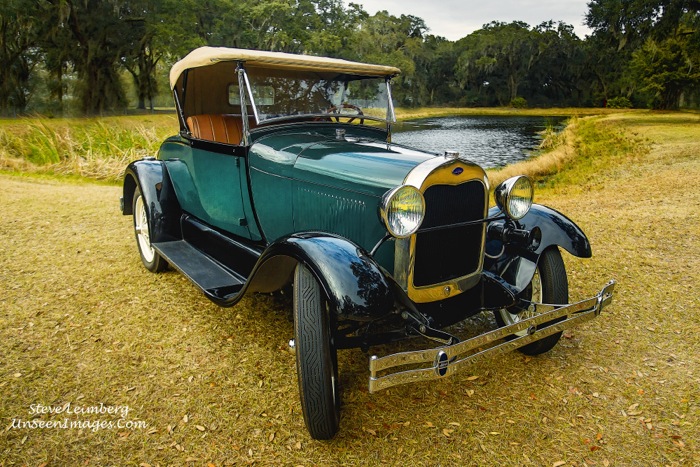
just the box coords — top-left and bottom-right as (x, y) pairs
(495, 176), (534, 220)
(380, 185), (425, 238)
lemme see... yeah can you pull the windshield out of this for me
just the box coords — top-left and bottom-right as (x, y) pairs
(236, 67), (395, 124)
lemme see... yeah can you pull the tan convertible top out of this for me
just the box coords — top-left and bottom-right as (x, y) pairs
(169, 46), (401, 89)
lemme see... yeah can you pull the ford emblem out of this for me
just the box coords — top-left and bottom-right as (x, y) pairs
(435, 350), (449, 377)
(452, 167), (464, 175)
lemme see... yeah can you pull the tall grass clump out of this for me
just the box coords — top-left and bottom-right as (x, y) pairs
(487, 115), (649, 189)
(0, 115), (176, 182)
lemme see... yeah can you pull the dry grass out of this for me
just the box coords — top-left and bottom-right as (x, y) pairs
(1, 112), (699, 466)
(0, 115), (177, 183)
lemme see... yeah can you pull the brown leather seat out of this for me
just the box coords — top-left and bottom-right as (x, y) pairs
(186, 114), (244, 145)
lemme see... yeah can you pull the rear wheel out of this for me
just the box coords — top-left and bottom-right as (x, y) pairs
(495, 247), (568, 355)
(132, 187), (167, 272)
(293, 263), (340, 440)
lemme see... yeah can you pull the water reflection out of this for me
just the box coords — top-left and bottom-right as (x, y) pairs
(392, 116), (566, 168)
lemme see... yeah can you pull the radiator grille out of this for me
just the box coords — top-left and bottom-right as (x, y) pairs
(413, 181), (486, 287)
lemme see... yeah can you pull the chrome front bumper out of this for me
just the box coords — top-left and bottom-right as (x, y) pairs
(369, 280), (616, 393)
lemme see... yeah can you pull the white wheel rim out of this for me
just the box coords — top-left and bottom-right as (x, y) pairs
(134, 195), (156, 263)
(499, 267), (543, 337)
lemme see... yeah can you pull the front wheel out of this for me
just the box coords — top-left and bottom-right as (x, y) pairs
(494, 247), (568, 355)
(293, 264), (340, 440)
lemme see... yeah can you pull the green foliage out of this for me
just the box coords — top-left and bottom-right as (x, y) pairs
(1, 0), (699, 115)
(607, 96), (633, 108)
(586, 0), (700, 109)
(631, 35), (700, 109)
(510, 97), (528, 108)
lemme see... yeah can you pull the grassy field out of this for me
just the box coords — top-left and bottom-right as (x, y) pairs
(1, 111), (699, 465)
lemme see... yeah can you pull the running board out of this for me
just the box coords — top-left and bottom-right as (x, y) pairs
(153, 240), (245, 301)
(369, 281), (616, 393)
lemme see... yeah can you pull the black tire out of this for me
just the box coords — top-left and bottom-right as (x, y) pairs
(293, 263), (340, 440)
(494, 247), (568, 355)
(132, 187), (167, 273)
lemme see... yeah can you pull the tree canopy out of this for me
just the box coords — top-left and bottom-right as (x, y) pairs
(0, 0), (698, 115)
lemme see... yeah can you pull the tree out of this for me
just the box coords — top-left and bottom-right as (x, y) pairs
(631, 18), (700, 109)
(585, 0), (700, 106)
(529, 22), (588, 106)
(0, 0), (39, 114)
(39, 0), (129, 114)
(456, 22), (541, 106)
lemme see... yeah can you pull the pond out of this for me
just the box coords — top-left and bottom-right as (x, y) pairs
(391, 116), (566, 168)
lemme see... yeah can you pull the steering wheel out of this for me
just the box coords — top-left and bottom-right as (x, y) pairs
(325, 103), (365, 124)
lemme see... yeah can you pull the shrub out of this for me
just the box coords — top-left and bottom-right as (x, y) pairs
(607, 96), (633, 109)
(510, 97), (528, 108)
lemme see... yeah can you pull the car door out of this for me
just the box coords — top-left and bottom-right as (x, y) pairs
(160, 138), (260, 241)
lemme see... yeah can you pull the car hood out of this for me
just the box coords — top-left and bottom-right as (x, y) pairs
(249, 130), (435, 197)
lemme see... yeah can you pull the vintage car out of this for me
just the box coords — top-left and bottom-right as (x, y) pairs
(121, 47), (615, 440)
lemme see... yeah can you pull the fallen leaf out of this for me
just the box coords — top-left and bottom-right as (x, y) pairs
(449, 422), (461, 426)
(424, 422), (435, 428)
(269, 432), (276, 442)
(182, 414), (189, 423)
(466, 375), (479, 381)
(195, 425), (205, 432)
(442, 428), (453, 437)
(553, 461), (566, 467)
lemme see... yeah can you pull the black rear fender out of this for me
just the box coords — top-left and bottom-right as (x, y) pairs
(122, 159), (182, 243)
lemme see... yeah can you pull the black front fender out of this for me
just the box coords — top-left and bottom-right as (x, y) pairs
(122, 159), (182, 243)
(485, 204), (592, 292)
(247, 232), (394, 321)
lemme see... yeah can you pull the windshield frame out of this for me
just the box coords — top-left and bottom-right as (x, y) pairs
(237, 64), (397, 141)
